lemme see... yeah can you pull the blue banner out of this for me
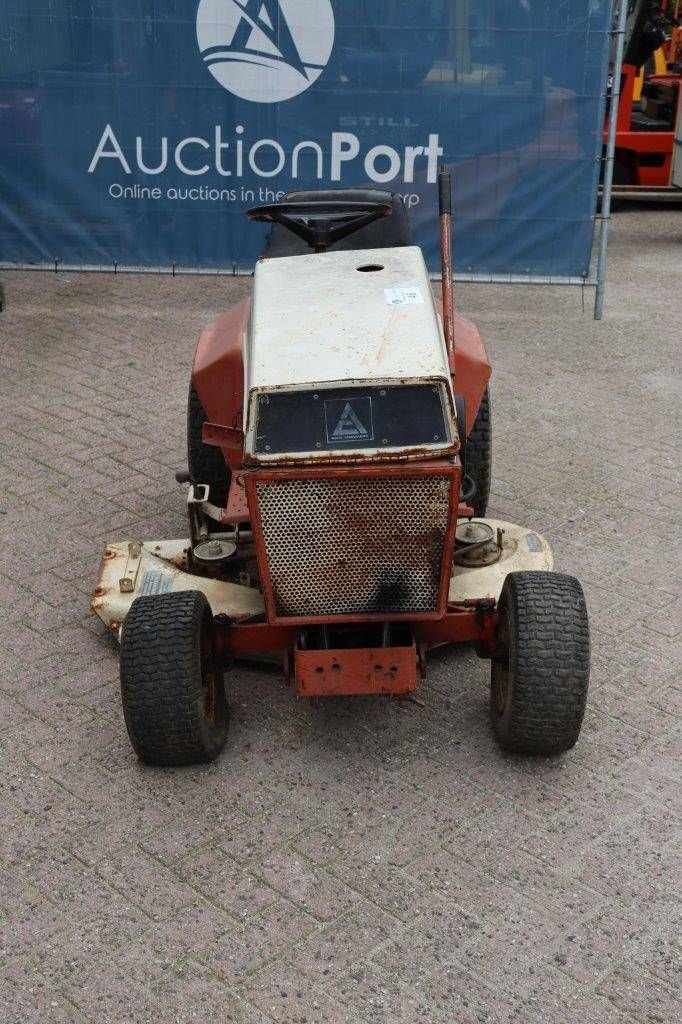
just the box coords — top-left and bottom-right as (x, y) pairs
(0, 1), (611, 276)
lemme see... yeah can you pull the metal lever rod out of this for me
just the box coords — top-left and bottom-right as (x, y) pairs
(438, 167), (455, 361)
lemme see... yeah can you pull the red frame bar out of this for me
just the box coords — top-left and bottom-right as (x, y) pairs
(243, 459), (461, 626)
(212, 604), (497, 662)
(214, 621), (296, 658)
(221, 474), (250, 524)
(415, 605), (498, 653)
(202, 421), (243, 452)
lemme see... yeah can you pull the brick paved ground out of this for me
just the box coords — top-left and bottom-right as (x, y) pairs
(1, 207), (680, 1024)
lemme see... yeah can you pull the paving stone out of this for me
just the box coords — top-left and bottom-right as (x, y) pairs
(57, 960), (169, 1024)
(150, 960), (260, 1024)
(218, 801), (325, 866)
(139, 810), (246, 867)
(1, 961), (83, 1024)
(560, 808), (679, 906)
(541, 900), (647, 985)
(0, 884), (65, 960)
(370, 903), (479, 988)
(243, 962), (350, 1023)
(255, 849), (360, 922)
(95, 847), (199, 921)
(489, 961), (638, 1024)
(483, 852), (606, 926)
(178, 847), (277, 920)
(284, 901), (397, 984)
(194, 899), (316, 985)
(597, 963), (680, 1024)
(327, 964), (434, 1023)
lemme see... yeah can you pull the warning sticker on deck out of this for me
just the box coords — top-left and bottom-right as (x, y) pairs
(384, 285), (424, 306)
(140, 569), (173, 596)
(325, 397), (374, 444)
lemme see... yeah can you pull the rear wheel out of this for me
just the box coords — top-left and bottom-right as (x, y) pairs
(491, 572), (590, 756)
(187, 383), (231, 508)
(467, 386), (492, 517)
(120, 591), (228, 766)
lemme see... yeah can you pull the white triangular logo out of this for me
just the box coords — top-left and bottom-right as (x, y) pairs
(332, 402), (370, 441)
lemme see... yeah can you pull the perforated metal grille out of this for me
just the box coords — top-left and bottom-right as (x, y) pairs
(255, 474), (452, 618)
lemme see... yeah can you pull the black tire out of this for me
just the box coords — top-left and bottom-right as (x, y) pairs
(120, 591), (228, 766)
(598, 157), (630, 213)
(467, 386), (492, 518)
(607, 160), (630, 213)
(612, 159), (631, 187)
(490, 572), (590, 756)
(187, 383), (231, 508)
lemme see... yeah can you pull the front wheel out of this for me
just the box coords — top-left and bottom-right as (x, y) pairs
(120, 591), (228, 766)
(490, 572), (590, 756)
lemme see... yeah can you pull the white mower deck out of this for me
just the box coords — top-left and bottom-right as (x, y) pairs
(91, 519), (553, 640)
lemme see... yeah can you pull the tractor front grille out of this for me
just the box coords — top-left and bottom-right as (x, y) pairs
(252, 470), (456, 621)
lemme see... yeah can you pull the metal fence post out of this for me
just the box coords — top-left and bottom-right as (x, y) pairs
(594, 0), (628, 320)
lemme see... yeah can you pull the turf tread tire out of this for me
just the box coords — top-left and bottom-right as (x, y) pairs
(467, 386), (491, 518)
(120, 591), (228, 766)
(491, 571), (590, 756)
(187, 383), (231, 508)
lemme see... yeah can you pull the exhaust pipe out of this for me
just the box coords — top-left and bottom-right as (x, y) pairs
(438, 167), (455, 361)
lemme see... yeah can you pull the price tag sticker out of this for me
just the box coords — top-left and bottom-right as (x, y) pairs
(384, 286), (424, 306)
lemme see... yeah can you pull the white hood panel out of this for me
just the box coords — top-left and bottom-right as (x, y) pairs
(247, 246), (450, 393)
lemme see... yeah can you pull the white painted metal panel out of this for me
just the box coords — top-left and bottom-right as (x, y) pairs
(247, 246), (450, 392)
(91, 521), (555, 636)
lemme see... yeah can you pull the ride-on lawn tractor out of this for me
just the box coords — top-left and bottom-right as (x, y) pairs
(92, 172), (590, 766)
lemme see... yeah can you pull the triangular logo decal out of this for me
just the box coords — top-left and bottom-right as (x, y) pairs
(331, 402), (370, 441)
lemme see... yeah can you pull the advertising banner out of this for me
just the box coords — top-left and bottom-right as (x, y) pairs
(0, 1), (611, 276)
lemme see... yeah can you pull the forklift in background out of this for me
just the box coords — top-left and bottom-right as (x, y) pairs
(607, 0), (682, 194)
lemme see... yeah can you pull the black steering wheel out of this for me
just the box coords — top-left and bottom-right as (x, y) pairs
(247, 199), (392, 253)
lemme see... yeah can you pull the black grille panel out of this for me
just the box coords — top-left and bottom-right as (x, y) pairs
(255, 474), (452, 619)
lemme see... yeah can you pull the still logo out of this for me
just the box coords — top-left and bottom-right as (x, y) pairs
(196, 0), (335, 103)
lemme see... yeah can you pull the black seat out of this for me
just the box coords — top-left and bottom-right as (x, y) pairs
(261, 188), (412, 258)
